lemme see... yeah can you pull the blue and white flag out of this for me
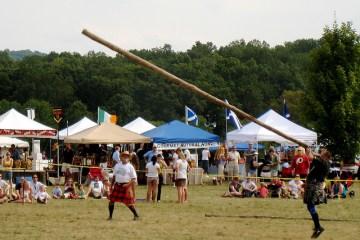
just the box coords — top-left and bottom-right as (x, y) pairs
(283, 98), (291, 119)
(185, 106), (198, 125)
(225, 99), (242, 130)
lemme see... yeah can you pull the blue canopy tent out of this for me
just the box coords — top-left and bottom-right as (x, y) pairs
(143, 120), (220, 150)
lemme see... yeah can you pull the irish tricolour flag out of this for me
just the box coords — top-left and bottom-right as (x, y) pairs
(97, 107), (117, 124)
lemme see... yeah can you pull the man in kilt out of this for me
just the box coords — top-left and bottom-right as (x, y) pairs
(303, 149), (331, 238)
(108, 151), (139, 221)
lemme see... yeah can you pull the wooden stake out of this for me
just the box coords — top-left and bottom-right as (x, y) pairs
(81, 29), (308, 147)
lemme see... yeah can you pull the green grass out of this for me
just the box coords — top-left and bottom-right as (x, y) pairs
(1, 184), (360, 240)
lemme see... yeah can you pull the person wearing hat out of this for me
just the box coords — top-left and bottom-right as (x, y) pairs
(108, 151), (139, 220)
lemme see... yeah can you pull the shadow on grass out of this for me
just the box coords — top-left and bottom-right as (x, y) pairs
(205, 214), (360, 222)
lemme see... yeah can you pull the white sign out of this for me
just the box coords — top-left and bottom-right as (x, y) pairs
(154, 142), (219, 150)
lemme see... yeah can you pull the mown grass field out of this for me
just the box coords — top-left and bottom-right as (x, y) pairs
(1, 183), (360, 240)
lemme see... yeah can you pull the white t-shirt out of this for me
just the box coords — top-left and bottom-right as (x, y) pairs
(201, 149), (210, 161)
(35, 191), (50, 201)
(184, 149), (191, 161)
(90, 181), (104, 195)
(112, 150), (120, 162)
(288, 180), (303, 193)
(176, 159), (189, 179)
(241, 180), (257, 191)
(0, 179), (9, 189)
(146, 162), (160, 178)
(31, 181), (44, 197)
(113, 162), (137, 183)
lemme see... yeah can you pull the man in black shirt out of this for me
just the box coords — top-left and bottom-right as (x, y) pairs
(63, 144), (74, 164)
(303, 150), (331, 238)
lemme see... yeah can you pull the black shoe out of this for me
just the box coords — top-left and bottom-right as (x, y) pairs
(311, 226), (324, 238)
(133, 215), (140, 221)
(107, 217), (112, 221)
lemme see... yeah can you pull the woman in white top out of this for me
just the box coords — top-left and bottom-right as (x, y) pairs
(145, 156), (160, 202)
(175, 152), (190, 203)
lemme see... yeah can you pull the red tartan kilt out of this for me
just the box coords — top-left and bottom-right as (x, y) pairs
(109, 183), (135, 205)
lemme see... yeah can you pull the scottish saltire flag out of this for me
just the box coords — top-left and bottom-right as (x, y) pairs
(225, 99), (242, 129)
(98, 107), (117, 124)
(185, 106), (198, 125)
(283, 98), (291, 119)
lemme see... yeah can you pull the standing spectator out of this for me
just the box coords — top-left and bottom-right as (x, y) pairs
(303, 150), (331, 238)
(108, 151), (139, 221)
(288, 174), (304, 199)
(63, 144), (74, 164)
(184, 149), (191, 163)
(292, 147), (310, 178)
(129, 148), (140, 170)
(30, 174), (44, 199)
(145, 156), (160, 202)
(112, 145), (121, 165)
(157, 154), (168, 202)
(144, 146), (158, 163)
(245, 144), (254, 175)
(201, 148), (211, 175)
(217, 154), (226, 184)
(9, 144), (20, 162)
(227, 146), (240, 178)
(34, 185), (51, 204)
(175, 152), (190, 203)
(238, 152), (246, 179)
(171, 148), (181, 187)
(103, 178), (111, 198)
(2, 152), (13, 181)
(87, 176), (104, 199)
(241, 178), (257, 197)
(269, 147), (280, 177)
(247, 151), (259, 177)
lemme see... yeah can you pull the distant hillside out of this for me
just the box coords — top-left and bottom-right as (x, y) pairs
(5, 49), (46, 60)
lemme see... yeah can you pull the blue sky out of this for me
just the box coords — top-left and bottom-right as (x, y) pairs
(1, 0), (359, 55)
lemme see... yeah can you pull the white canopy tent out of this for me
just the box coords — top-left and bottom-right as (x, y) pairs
(57, 117), (97, 140)
(123, 117), (156, 134)
(0, 108), (56, 138)
(227, 109), (317, 145)
(0, 136), (29, 148)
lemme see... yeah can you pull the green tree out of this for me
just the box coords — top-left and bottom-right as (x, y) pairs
(23, 99), (54, 127)
(305, 22), (360, 162)
(65, 100), (93, 125)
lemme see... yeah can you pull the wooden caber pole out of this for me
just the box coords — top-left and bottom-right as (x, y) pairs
(82, 29), (308, 147)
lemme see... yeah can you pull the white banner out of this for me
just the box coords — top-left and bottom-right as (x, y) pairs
(154, 142), (219, 150)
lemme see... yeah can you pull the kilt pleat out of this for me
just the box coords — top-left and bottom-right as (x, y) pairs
(109, 183), (135, 205)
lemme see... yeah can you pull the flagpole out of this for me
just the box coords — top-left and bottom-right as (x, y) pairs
(225, 106), (228, 142)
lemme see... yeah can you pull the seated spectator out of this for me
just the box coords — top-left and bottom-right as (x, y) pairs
(329, 177), (346, 199)
(87, 176), (104, 199)
(268, 178), (282, 198)
(241, 178), (257, 197)
(222, 177), (242, 197)
(258, 182), (269, 198)
(0, 173), (10, 196)
(102, 178), (111, 198)
(63, 178), (77, 199)
(288, 174), (304, 199)
(35, 185), (51, 204)
(30, 174), (44, 199)
(52, 182), (63, 199)
(13, 177), (32, 203)
(78, 184), (86, 199)
(0, 187), (8, 204)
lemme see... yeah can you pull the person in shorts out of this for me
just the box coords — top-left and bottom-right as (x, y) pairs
(145, 155), (160, 202)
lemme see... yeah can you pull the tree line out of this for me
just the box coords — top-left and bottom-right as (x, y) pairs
(0, 22), (359, 162)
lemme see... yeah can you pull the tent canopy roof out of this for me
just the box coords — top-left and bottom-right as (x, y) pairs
(0, 108), (56, 138)
(123, 117), (156, 134)
(64, 122), (151, 144)
(227, 109), (317, 145)
(143, 120), (220, 143)
(58, 117), (97, 140)
(0, 136), (29, 148)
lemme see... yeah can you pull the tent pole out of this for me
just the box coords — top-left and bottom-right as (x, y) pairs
(81, 29), (308, 147)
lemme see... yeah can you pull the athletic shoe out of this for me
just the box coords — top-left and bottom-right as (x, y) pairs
(133, 215), (140, 221)
(311, 226), (324, 238)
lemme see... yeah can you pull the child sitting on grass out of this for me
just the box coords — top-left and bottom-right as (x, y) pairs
(0, 187), (8, 204)
(52, 182), (62, 199)
(35, 185), (51, 204)
(258, 182), (269, 198)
